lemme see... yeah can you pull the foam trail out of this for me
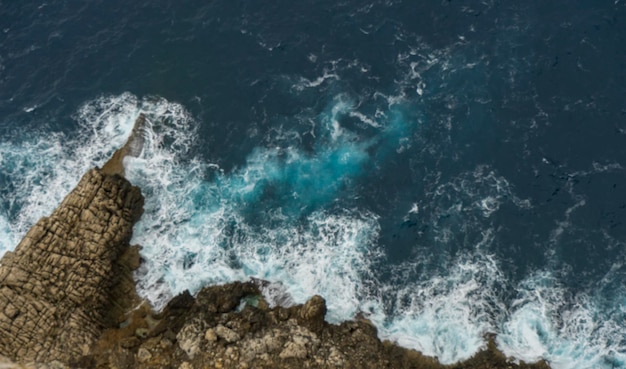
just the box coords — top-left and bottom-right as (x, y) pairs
(123, 94), (402, 311)
(371, 252), (506, 364)
(498, 272), (626, 369)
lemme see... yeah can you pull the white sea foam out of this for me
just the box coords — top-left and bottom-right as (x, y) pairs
(373, 252), (506, 364)
(0, 93), (192, 253)
(293, 70), (340, 90)
(349, 111), (381, 128)
(114, 94), (384, 316)
(498, 272), (626, 369)
(3, 93), (626, 368)
(0, 214), (12, 257)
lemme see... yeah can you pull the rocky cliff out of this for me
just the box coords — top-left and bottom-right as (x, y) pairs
(0, 168), (143, 365)
(0, 115), (552, 369)
(0, 115), (147, 366)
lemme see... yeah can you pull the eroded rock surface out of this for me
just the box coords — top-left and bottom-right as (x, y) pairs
(0, 168), (143, 364)
(0, 114), (147, 365)
(83, 281), (552, 369)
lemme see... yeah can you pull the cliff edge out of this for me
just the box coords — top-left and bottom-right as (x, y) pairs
(0, 115), (146, 365)
(0, 168), (143, 365)
(81, 281), (552, 369)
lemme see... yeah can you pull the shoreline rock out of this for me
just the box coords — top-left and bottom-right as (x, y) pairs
(0, 115), (552, 369)
(0, 169), (143, 365)
(0, 114), (147, 366)
(82, 281), (551, 369)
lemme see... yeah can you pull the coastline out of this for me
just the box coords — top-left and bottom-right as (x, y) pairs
(0, 119), (552, 369)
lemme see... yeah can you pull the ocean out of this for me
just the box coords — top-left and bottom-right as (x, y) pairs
(1, 1), (626, 367)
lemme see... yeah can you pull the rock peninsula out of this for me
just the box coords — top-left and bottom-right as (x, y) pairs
(0, 115), (552, 369)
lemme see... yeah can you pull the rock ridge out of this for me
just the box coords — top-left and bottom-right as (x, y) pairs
(0, 169), (144, 364)
(0, 114), (147, 365)
(81, 281), (552, 369)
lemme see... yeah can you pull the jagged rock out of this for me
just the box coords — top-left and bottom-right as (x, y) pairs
(0, 169), (143, 364)
(327, 347), (345, 367)
(279, 341), (308, 360)
(136, 348), (152, 363)
(83, 282), (552, 369)
(298, 294), (326, 332)
(176, 320), (205, 359)
(205, 328), (218, 342)
(135, 328), (149, 339)
(107, 347), (135, 369)
(0, 115), (146, 365)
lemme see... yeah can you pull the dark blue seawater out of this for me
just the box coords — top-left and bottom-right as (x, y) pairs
(1, 1), (626, 367)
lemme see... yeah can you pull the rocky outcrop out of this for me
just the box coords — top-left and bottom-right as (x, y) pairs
(0, 169), (143, 365)
(80, 281), (552, 369)
(101, 113), (147, 177)
(0, 114), (553, 369)
(0, 115), (147, 365)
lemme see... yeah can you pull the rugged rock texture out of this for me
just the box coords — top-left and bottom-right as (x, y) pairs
(0, 169), (144, 364)
(0, 114), (147, 365)
(80, 281), (552, 369)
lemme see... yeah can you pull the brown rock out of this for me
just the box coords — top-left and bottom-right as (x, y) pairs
(205, 328), (218, 342)
(298, 295), (327, 332)
(136, 347), (152, 363)
(215, 324), (241, 343)
(87, 282), (553, 369)
(0, 116), (146, 365)
(0, 169), (143, 365)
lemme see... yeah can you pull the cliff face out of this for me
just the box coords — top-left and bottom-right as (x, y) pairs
(0, 114), (147, 365)
(0, 169), (144, 364)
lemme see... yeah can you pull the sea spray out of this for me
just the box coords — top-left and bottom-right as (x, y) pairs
(2, 93), (626, 368)
(123, 93), (406, 312)
(0, 93), (193, 256)
(498, 271), (626, 369)
(373, 249), (507, 364)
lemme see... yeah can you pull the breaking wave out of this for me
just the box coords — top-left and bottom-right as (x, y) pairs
(1, 93), (625, 368)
